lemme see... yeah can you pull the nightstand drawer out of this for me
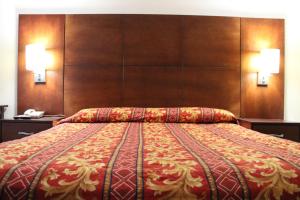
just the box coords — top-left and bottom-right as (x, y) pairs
(252, 124), (300, 142)
(238, 118), (300, 142)
(1, 122), (52, 142)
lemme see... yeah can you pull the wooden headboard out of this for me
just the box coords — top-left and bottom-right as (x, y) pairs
(17, 14), (284, 118)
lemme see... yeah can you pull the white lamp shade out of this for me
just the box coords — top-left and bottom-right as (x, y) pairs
(260, 48), (280, 74)
(25, 43), (46, 71)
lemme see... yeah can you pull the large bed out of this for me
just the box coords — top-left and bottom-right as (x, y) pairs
(0, 107), (299, 199)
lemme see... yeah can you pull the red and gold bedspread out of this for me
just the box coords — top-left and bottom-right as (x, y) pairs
(0, 107), (300, 200)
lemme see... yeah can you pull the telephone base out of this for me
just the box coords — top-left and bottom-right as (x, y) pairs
(14, 115), (32, 119)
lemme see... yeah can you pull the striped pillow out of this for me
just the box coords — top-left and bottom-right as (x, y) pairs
(58, 107), (237, 124)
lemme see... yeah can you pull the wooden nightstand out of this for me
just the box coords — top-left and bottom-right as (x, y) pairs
(238, 118), (300, 142)
(0, 117), (64, 142)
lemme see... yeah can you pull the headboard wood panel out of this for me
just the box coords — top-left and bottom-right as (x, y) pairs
(123, 66), (181, 107)
(64, 15), (123, 115)
(65, 15), (123, 66)
(241, 18), (284, 118)
(123, 15), (181, 66)
(18, 14), (284, 118)
(181, 16), (241, 114)
(18, 15), (65, 115)
(182, 16), (241, 67)
(64, 15), (241, 116)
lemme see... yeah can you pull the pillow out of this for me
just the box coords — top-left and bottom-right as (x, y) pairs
(59, 107), (144, 123)
(59, 107), (237, 124)
(144, 107), (237, 123)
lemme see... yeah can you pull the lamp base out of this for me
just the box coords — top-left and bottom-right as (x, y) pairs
(257, 72), (269, 86)
(34, 70), (46, 83)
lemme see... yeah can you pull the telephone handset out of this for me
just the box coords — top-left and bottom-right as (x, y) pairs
(24, 109), (44, 118)
(14, 109), (45, 119)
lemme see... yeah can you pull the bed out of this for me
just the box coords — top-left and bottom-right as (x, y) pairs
(0, 107), (299, 200)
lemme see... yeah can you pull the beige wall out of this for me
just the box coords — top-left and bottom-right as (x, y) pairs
(0, 0), (299, 120)
(0, 0), (17, 119)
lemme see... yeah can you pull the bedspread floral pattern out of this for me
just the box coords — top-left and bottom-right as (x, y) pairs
(59, 107), (237, 124)
(143, 123), (206, 199)
(0, 120), (300, 199)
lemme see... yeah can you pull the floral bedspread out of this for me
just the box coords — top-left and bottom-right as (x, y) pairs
(0, 107), (299, 199)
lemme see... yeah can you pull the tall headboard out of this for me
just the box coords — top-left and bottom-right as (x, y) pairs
(18, 14), (284, 118)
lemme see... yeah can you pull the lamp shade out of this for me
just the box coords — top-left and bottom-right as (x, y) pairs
(25, 43), (46, 71)
(260, 48), (280, 74)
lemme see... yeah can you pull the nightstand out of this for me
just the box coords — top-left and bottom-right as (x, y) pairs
(238, 118), (300, 142)
(0, 117), (64, 142)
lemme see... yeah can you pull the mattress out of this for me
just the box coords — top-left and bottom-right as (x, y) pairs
(0, 107), (299, 200)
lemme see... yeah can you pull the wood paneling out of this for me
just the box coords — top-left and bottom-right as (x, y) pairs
(65, 15), (122, 66)
(18, 15), (65, 115)
(241, 18), (284, 119)
(181, 16), (241, 115)
(123, 15), (181, 66)
(181, 67), (240, 115)
(63, 14), (242, 116)
(182, 16), (241, 68)
(64, 65), (123, 116)
(123, 66), (181, 107)
(64, 15), (123, 116)
(17, 14), (284, 118)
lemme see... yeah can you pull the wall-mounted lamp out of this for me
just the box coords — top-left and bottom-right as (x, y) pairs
(25, 43), (47, 83)
(257, 48), (280, 86)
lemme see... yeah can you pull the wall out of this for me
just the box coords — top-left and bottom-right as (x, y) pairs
(285, 9), (300, 121)
(0, 0), (18, 119)
(0, 0), (299, 120)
